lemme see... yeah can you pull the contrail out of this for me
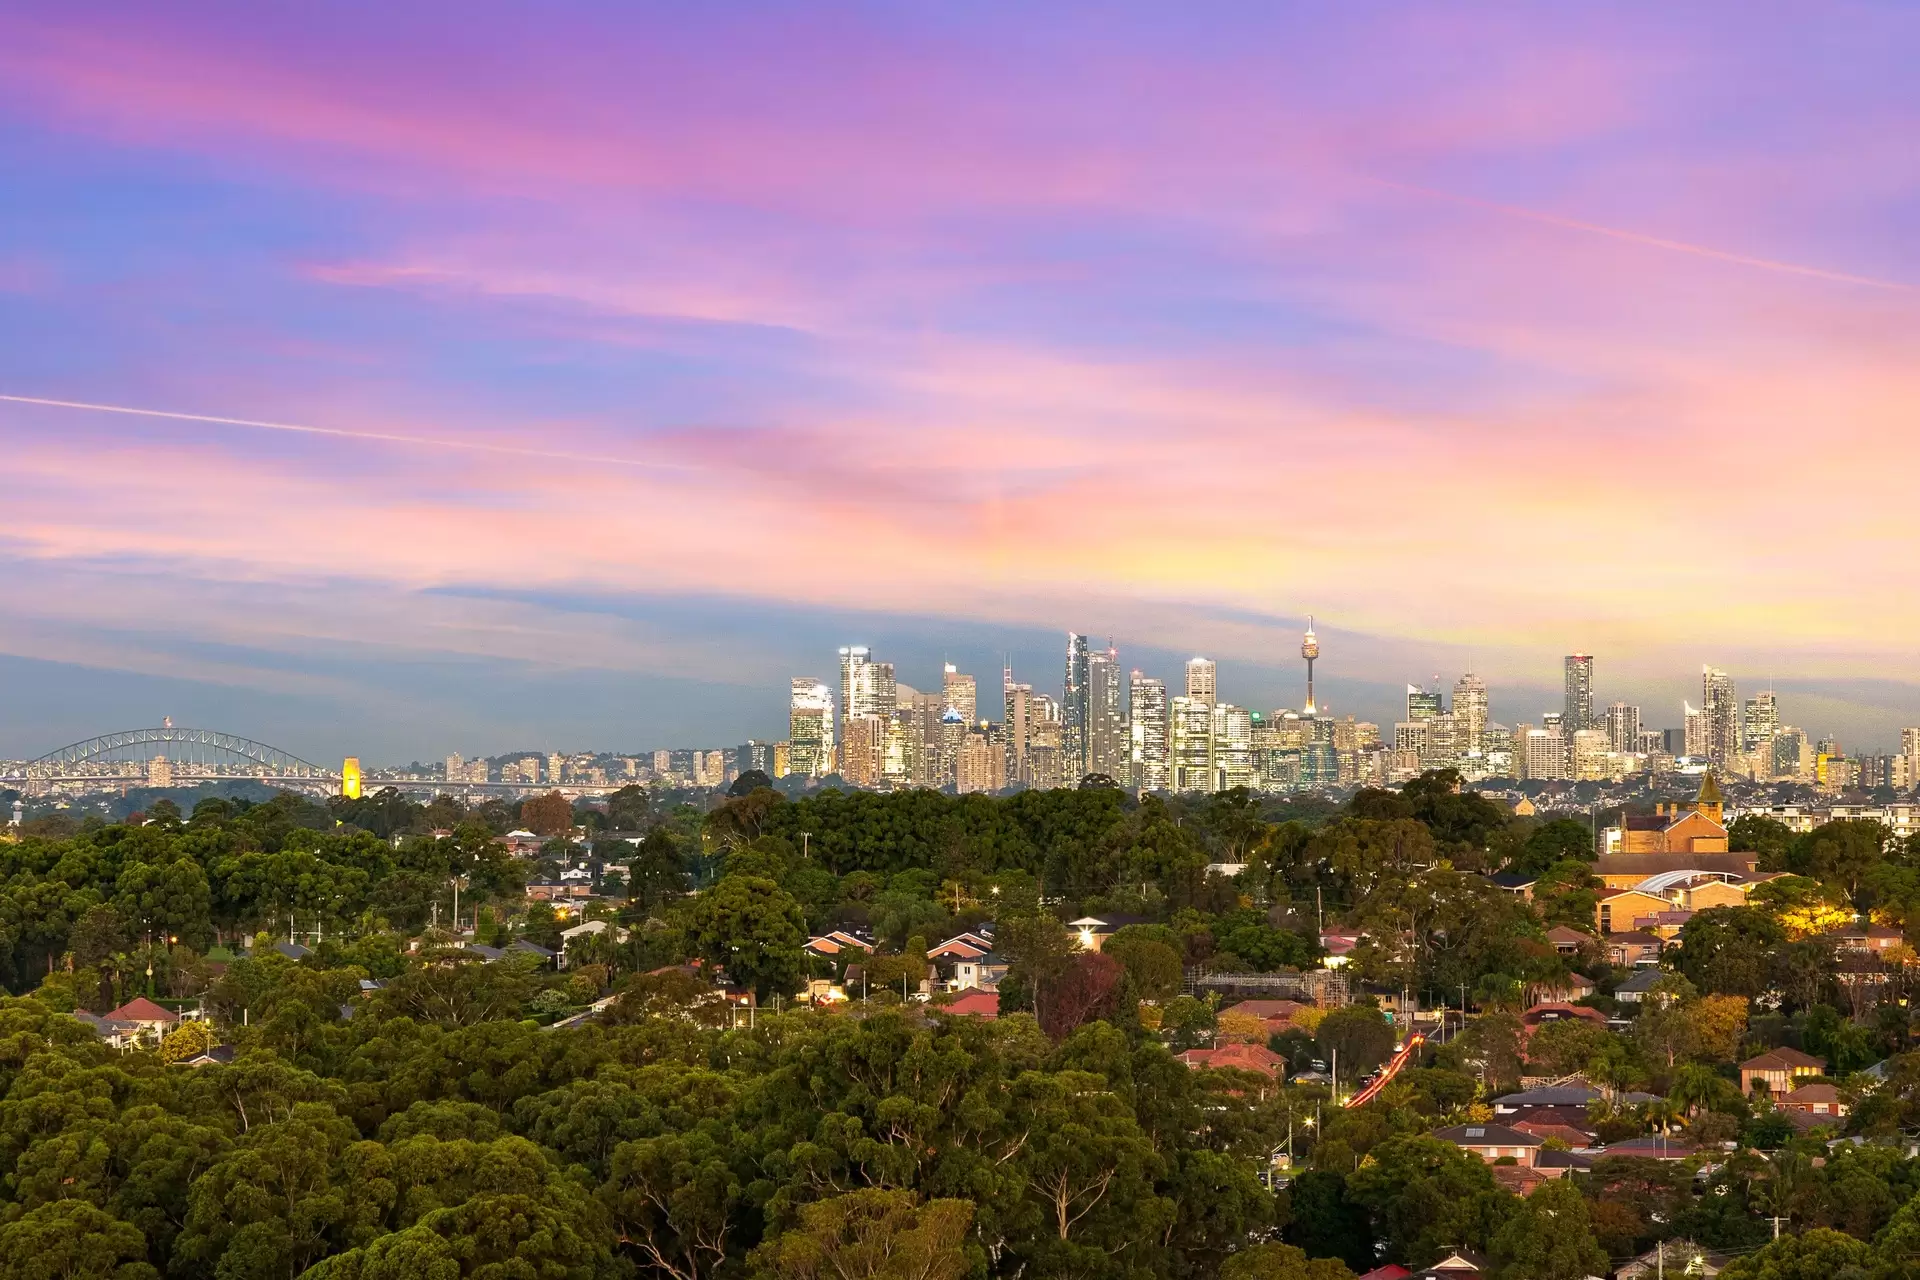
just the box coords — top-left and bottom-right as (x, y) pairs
(0, 394), (707, 472)
(1373, 178), (1912, 292)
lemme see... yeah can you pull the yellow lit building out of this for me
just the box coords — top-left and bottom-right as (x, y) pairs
(341, 758), (363, 800)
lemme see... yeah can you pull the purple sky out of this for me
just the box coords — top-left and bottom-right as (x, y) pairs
(2, 4), (1918, 761)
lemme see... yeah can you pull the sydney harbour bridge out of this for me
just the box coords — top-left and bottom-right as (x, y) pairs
(0, 723), (617, 798)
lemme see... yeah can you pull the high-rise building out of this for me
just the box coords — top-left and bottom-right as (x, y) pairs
(653, 749), (671, 777)
(1903, 727), (1920, 792)
(839, 647), (896, 745)
(548, 752), (565, 786)
(1026, 694), (1064, 790)
(1605, 702), (1641, 754)
(1063, 633), (1090, 780)
(1571, 728), (1611, 780)
(1186, 657), (1217, 707)
(1003, 663), (1032, 787)
(1524, 727), (1568, 781)
(1452, 671), (1489, 758)
(956, 730), (1002, 794)
(1214, 703), (1256, 790)
(1682, 702), (1706, 760)
(1407, 685), (1443, 722)
(149, 755), (173, 788)
(1743, 689), (1779, 752)
(445, 752), (464, 782)
(1563, 654), (1595, 731)
(1129, 672), (1169, 793)
(1702, 667), (1739, 768)
(943, 664), (977, 723)
(789, 678), (835, 777)
(841, 716), (885, 788)
(1087, 643), (1127, 781)
(1170, 695), (1216, 793)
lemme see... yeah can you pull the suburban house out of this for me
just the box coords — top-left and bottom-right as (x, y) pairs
(1613, 968), (1669, 1004)
(1220, 998), (1312, 1035)
(1595, 890), (1675, 935)
(1545, 926), (1595, 956)
(1410, 1250), (1490, 1278)
(1616, 1240), (1727, 1279)
(72, 1010), (143, 1049)
(557, 919), (629, 969)
(1490, 1084), (1659, 1139)
(1519, 1002), (1607, 1041)
(1178, 1043), (1287, 1079)
(1599, 1135), (1696, 1160)
(104, 997), (180, 1037)
(1485, 871), (1539, 900)
(803, 930), (874, 960)
(1829, 922), (1907, 958)
(1740, 1047), (1827, 1095)
(1430, 1123), (1543, 1164)
(936, 989), (999, 1019)
(1780, 1082), (1848, 1119)
(1066, 914), (1153, 952)
(1606, 931), (1665, 968)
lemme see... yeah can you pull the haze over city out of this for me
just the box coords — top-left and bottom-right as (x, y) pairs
(3, 5), (1919, 761)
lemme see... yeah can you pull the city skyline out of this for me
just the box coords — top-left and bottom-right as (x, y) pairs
(3, 8), (1920, 758)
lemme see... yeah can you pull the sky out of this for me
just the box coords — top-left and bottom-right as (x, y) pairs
(2, 3), (1918, 763)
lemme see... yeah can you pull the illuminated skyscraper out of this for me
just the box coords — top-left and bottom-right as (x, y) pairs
(1003, 662), (1033, 787)
(1682, 702), (1706, 759)
(838, 647), (895, 744)
(1186, 657), (1216, 707)
(1407, 685), (1443, 722)
(942, 664), (977, 723)
(1170, 695), (1216, 793)
(1213, 703), (1255, 790)
(1563, 655), (1595, 731)
(789, 678), (835, 777)
(1702, 667), (1738, 768)
(1129, 672), (1169, 793)
(1087, 643), (1127, 781)
(1063, 633), (1090, 780)
(341, 758), (362, 800)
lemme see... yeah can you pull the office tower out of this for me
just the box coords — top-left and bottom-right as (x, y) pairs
(1636, 727), (1666, 756)
(1170, 695), (1216, 792)
(1186, 657), (1216, 707)
(1407, 685), (1443, 722)
(445, 752), (463, 782)
(1743, 689), (1779, 752)
(956, 730), (1001, 794)
(938, 708), (969, 788)
(1087, 643), (1127, 781)
(1214, 703), (1255, 790)
(1003, 663), (1032, 786)
(1301, 618), (1320, 714)
(943, 664), (977, 723)
(772, 742), (791, 778)
(743, 741), (775, 775)
(1524, 726), (1568, 781)
(1605, 702), (1641, 754)
(1682, 703), (1706, 759)
(1129, 672), (1170, 793)
(1571, 728), (1611, 780)
(548, 752), (565, 785)
(704, 750), (728, 788)
(1452, 671), (1489, 757)
(903, 689), (947, 788)
(1702, 667), (1738, 768)
(1063, 633), (1090, 780)
(1421, 714), (1458, 769)
(789, 678), (835, 777)
(841, 716), (885, 788)
(1903, 728), (1920, 791)
(1563, 654), (1595, 731)
(1026, 694), (1064, 789)
(839, 647), (895, 743)
(1393, 721), (1430, 756)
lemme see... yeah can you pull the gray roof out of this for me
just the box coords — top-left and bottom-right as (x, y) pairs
(1617, 968), (1668, 992)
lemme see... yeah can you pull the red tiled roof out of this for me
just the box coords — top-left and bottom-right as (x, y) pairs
(104, 997), (178, 1024)
(1180, 1043), (1286, 1078)
(1741, 1046), (1826, 1071)
(940, 990), (999, 1019)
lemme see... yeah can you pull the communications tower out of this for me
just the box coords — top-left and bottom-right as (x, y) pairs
(1301, 617), (1320, 715)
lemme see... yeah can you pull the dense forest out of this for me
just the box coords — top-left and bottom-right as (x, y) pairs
(1, 776), (1919, 1278)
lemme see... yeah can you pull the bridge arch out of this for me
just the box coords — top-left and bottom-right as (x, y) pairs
(25, 727), (334, 779)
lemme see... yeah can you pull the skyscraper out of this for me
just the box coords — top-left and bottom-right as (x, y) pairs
(1087, 643), (1127, 781)
(1564, 655), (1594, 731)
(1407, 685), (1443, 722)
(1682, 702), (1706, 759)
(789, 678), (835, 777)
(1743, 689), (1779, 753)
(1129, 671), (1169, 793)
(838, 647), (871, 746)
(1003, 662), (1033, 787)
(943, 664), (977, 723)
(1063, 633), (1090, 780)
(1186, 657), (1216, 707)
(1452, 670), (1489, 757)
(1702, 666), (1738, 768)
(1170, 695), (1215, 793)
(1605, 701), (1641, 754)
